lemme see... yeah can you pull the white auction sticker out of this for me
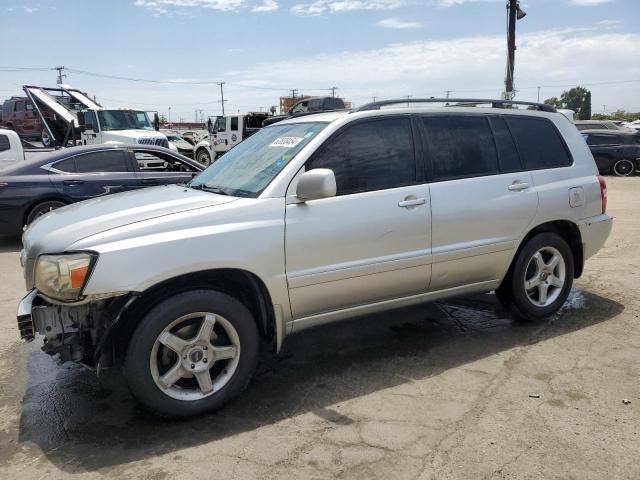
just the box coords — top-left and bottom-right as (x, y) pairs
(269, 137), (304, 148)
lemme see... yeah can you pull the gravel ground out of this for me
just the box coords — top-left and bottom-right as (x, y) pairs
(0, 177), (638, 479)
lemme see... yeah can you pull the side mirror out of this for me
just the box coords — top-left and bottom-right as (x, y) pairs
(76, 111), (85, 126)
(296, 168), (336, 201)
(154, 113), (160, 131)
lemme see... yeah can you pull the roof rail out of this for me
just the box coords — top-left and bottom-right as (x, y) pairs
(352, 98), (557, 113)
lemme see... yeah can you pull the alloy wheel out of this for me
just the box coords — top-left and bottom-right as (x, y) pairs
(149, 312), (240, 401)
(524, 246), (566, 307)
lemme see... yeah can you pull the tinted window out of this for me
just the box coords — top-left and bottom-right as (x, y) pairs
(307, 118), (415, 196)
(134, 150), (196, 172)
(422, 115), (498, 180)
(0, 134), (9, 152)
(15, 102), (24, 112)
(489, 117), (521, 172)
(74, 151), (131, 173)
(53, 157), (77, 173)
(585, 134), (617, 146)
(230, 117), (238, 131)
(506, 117), (572, 169)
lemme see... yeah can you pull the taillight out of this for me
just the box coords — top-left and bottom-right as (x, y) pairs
(597, 175), (607, 214)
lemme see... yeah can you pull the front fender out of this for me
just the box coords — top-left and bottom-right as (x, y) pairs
(71, 197), (291, 323)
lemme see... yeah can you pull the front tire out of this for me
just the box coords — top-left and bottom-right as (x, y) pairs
(41, 129), (53, 148)
(497, 233), (574, 321)
(196, 148), (212, 167)
(124, 290), (259, 417)
(26, 200), (66, 226)
(612, 159), (635, 177)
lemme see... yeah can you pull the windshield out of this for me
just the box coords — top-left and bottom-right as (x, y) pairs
(191, 122), (327, 197)
(98, 110), (153, 131)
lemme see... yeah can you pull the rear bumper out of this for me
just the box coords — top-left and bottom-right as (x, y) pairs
(579, 214), (613, 261)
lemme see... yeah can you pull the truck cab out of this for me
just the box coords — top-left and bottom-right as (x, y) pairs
(76, 109), (169, 148)
(193, 112), (268, 166)
(0, 128), (25, 170)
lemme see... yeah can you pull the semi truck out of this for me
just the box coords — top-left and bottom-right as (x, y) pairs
(23, 85), (169, 149)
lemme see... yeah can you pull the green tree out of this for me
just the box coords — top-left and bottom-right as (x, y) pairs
(544, 87), (591, 119)
(579, 91), (591, 120)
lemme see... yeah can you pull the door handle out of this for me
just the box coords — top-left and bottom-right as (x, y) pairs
(398, 197), (426, 208)
(508, 181), (530, 191)
(62, 179), (84, 186)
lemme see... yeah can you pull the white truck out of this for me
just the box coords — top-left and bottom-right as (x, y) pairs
(0, 128), (25, 170)
(193, 112), (268, 166)
(23, 85), (169, 149)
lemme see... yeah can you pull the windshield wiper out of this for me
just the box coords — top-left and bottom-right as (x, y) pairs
(188, 184), (231, 196)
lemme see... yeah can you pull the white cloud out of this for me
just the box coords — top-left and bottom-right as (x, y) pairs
(377, 18), (422, 28)
(252, 0), (278, 11)
(227, 28), (640, 108)
(134, 0), (244, 15)
(291, 0), (404, 16)
(23, 6), (38, 13)
(436, 0), (501, 7)
(570, 0), (614, 5)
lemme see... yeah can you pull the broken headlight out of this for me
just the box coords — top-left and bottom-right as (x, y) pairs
(35, 253), (96, 302)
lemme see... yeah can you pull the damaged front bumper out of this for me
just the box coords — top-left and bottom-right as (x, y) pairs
(16, 290), (135, 368)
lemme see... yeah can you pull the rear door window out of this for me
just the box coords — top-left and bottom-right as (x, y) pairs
(489, 117), (522, 172)
(74, 151), (132, 173)
(506, 117), (572, 169)
(307, 117), (416, 196)
(421, 115), (498, 180)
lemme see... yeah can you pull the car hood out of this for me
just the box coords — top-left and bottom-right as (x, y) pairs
(103, 130), (167, 142)
(23, 184), (237, 256)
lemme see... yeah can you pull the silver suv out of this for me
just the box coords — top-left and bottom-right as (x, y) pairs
(17, 99), (612, 417)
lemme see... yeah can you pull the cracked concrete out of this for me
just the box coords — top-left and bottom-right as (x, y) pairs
(0, 177), (638, 479)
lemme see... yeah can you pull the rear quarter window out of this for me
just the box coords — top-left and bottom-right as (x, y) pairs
(0, 134), (10, 152)
(506, 117), (572, 170)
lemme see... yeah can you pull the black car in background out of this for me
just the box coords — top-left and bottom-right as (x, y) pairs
(0, 144), (204, 235)
(582, 129), (640, 176)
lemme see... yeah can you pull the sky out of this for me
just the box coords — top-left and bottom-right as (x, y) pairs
(1, 0), (639, 120)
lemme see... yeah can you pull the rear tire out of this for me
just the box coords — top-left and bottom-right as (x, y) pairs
(497, 233), (574, 321)
(26, 200), (66, 226)
(612, 159), (635, 177)
(124, 290), (259, 417)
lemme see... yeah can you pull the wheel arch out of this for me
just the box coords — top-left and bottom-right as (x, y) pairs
(23, 196), (71, 226)
(515, 220), (584, 279)
(114, 268), (276, 361)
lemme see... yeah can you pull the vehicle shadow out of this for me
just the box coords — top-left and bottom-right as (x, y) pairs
(17, 289), (623, 472)
(0, 235), (21, 253)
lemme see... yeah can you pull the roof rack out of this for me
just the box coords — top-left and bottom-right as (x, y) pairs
(352, 98), (557, 113)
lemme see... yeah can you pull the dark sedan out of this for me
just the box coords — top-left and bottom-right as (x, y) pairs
(582, 129), (640, 176)
(0, 144), (204, 235)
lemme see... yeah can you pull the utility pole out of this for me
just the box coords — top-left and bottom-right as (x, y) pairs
(371, 96), (377, 102)
(445, 90), (451, 99)
(329, 86), (338, 97)
(537, 86), (541, 102)
(504, 0), (526, 100)
(168, 107), (171, 128)
(217, 82), (226, 115)
(404, 95), (412, 107)
(55, 66), (66, 85)
(290, 89), (298, 102)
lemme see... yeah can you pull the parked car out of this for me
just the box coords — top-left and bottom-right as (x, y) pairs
(162, 130), (195, 157)
(582, 129), (640, 176)
(17, 99), (611, 417)
(574, 120), (632, 132)
(1, 96), (50, 141)
(0, 144), (203, 235)
(0, 128), (25, 171)
(262, 96), (346, 127)
(180, 130), (206, 145)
